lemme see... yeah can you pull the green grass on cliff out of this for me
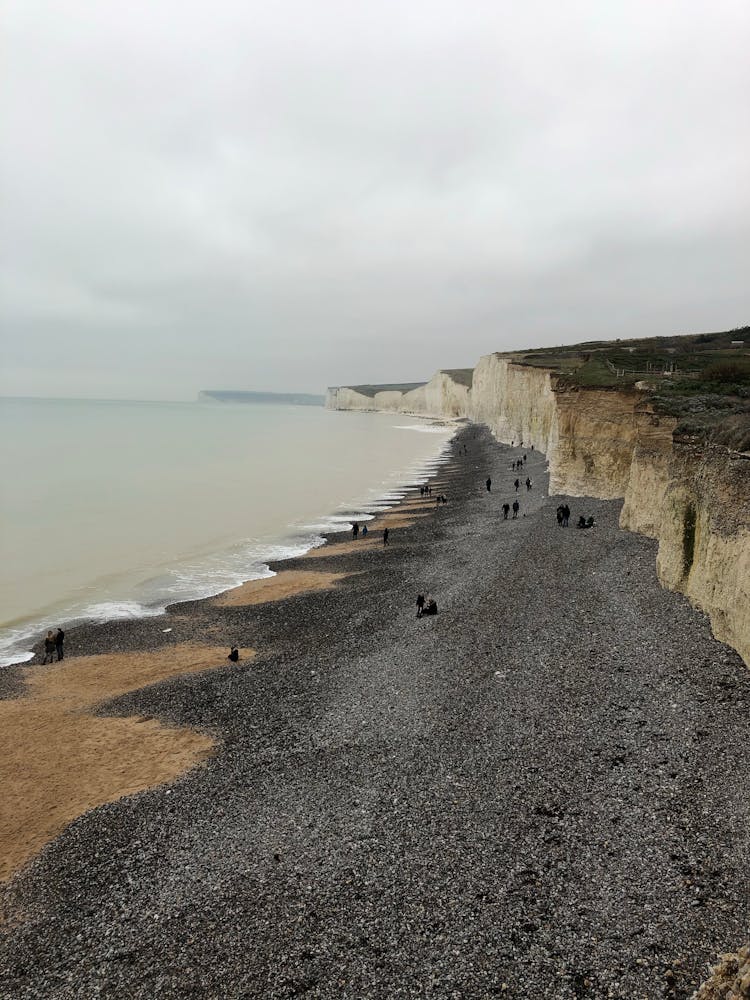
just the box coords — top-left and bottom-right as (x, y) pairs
(511, 326), (750, 392)
(512, 326), (750, 451)
(345, 382), (427, 398)
(440, 368), (474, 388)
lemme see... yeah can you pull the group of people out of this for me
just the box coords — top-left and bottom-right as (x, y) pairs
(513, 477), (532, 492)
(351, 520), (389, 544)
(556, 504), (594, 529)
(42, 628), (64, 663)
(502, 500), (521, 519)
(510, 455), (527, 471)
(556, 504), (571, 526)
(419, 485), (432, 497)
(416, 593), (438, 617)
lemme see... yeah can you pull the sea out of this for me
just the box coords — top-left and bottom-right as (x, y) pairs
(0, 397), (455, 667)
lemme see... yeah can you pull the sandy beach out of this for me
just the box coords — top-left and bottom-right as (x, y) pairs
(0, 427), (748, 998)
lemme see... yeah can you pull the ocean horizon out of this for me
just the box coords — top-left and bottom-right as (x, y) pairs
(0, 396), (455, 666)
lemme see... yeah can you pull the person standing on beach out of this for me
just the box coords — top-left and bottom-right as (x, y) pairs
(526, 477), (532, 491)
(362, 524), (368, 537)
(563, 504), (570, 527)
(512, 500), (520, 519)
(42, 630), (56, 664)
(514, 478), (520, 492)
(383, 527), (389, 545)
(486, 477), (492, 492)
(502, 503), (510, 520)
(352, 522), (359, 539)
(55, 628), (65, 661)
(416, 593), (425, 618)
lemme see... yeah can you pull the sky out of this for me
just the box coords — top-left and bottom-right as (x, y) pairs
(1, 1), (749, 400)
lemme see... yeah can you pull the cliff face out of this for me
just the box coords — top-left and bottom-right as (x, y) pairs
(652, 442), (750, 664)
(469, 355), (557, 454)
(328, 360), (750, 667)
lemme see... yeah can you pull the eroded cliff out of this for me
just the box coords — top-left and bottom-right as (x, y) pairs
(328, 358), (750, 666)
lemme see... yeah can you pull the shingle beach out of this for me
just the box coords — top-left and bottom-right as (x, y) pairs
(1, 427), (748, 999)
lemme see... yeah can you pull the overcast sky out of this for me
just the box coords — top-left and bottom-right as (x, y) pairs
(1, 1), (748, 399)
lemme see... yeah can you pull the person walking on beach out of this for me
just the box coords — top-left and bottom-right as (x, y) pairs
(42, 630), (56, 664)
(514, 478), (520, 492)
(55, 628), (65, 661)
(383, 527), (389, 545)
(556, 505), (564, 526)
(416, 593), (425, 618)
(502, 502), (510, 520)
(526, 477), (532, 491)
(362, 524), (368, 538)
(352, 522), (359, 539)
(512, 499), (520, 519)
(563, 504), (570, 527)
(486, 477), (492, 492)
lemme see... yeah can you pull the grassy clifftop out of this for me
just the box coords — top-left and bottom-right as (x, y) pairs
(344, 382), (427, 398)
(505, 327), (750, 451)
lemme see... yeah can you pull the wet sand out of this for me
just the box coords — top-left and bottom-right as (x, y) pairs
(0, 644), (252, 882)
(212, 570), (352, 607)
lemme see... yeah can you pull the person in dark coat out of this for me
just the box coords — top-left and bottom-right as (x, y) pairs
(514, 478), (520, 492)
(383, 527), (389, 545)
(512, 500), (520, 519)
(55, 628), (65, 661)
(502, 503), (510, 520)
(42, 630), (56, 664)
(227, 647), (239, 662)
(352, 522), (359, 539)
(416, 593), (425, 618)
(525, 477), (532, 491)
(486, 477), (492, 492)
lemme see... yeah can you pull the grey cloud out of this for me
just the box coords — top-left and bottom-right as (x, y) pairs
(1, 0), (748, 398)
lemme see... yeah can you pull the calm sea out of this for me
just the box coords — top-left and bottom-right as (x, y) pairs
(0, 397), (454, 666)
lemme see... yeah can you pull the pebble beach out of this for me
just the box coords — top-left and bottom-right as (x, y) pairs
(1, 426), (748, 999)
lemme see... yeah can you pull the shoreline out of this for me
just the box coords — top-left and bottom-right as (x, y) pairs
(1, 426), (748, 998)
(0, 438), (458, 885)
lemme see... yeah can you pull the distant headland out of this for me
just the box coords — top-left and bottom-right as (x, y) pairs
(199, 390), (324, 406)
